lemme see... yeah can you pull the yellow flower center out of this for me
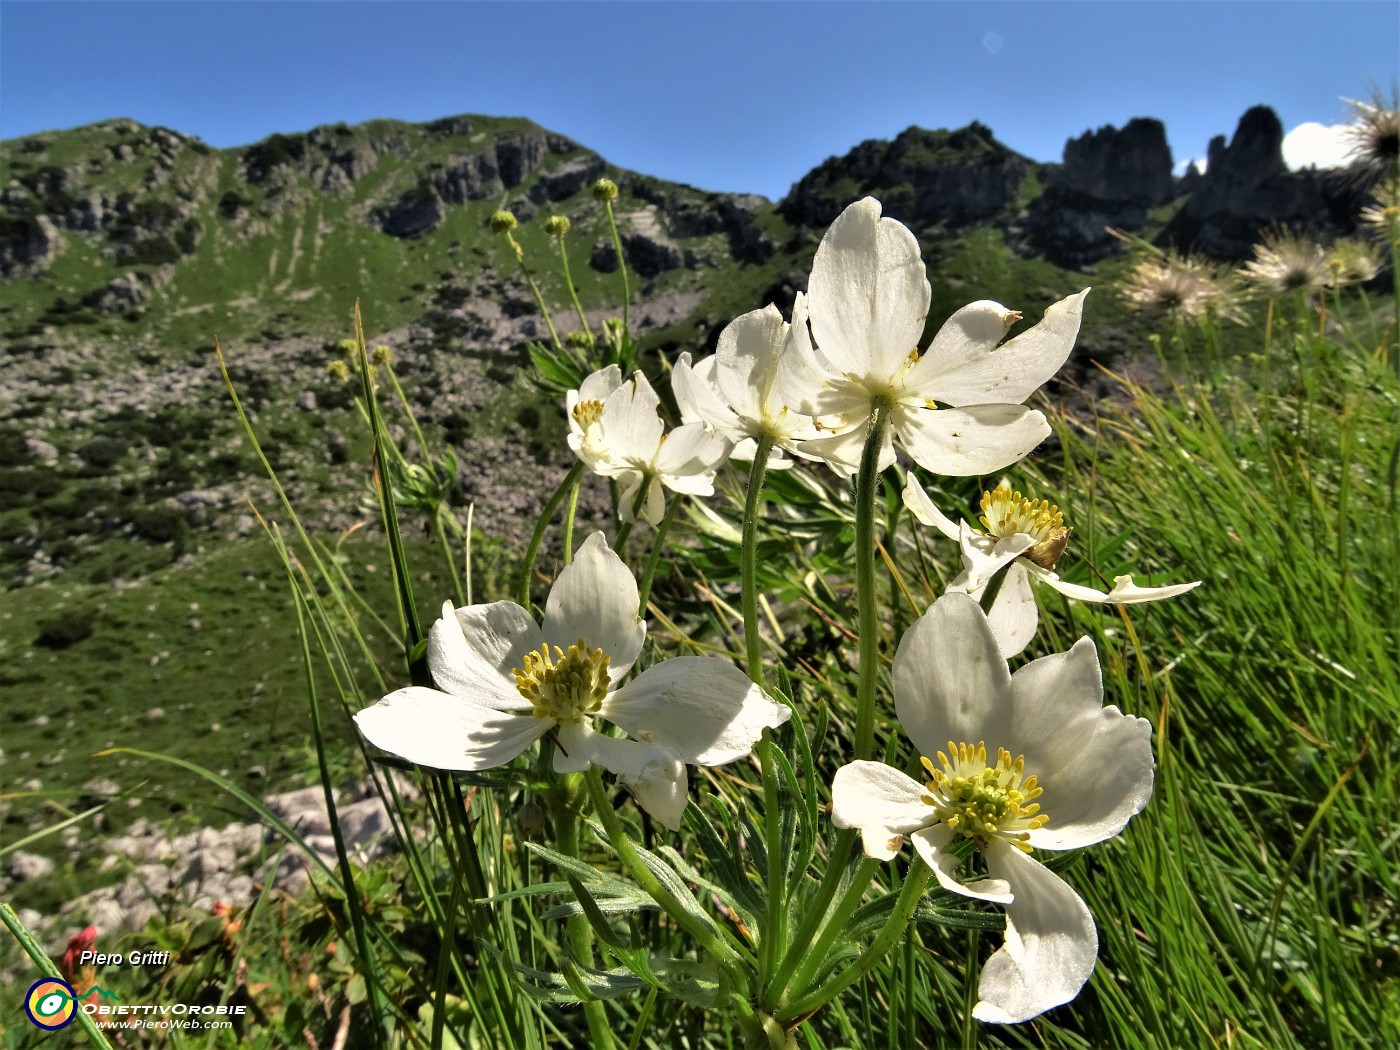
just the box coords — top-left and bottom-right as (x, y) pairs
(572, 399), (604, 430)
(921, 741), (1048, 853)
(979, 481), (1070, 570)
(512, 640), (610, 724)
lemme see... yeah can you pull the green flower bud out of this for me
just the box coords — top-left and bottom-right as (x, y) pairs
(544, 215), (571, 238)
(564, 329), (594, 350)
(371, 344), (393, 365)
(327, 360), (350, 382)
(336, 338), (359, 359)
(592, 177), (619, 203)
(490, 210), (518, 234)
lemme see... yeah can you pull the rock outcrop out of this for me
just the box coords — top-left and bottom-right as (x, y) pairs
(779, 123), (1029, 233)
(1026, 118), (1178, 267)
(1160, 105), (1366, 259)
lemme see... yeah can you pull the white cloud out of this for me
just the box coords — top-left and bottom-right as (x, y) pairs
(1282, 122), (1351, 171)
(1174, 157), (1207, 177)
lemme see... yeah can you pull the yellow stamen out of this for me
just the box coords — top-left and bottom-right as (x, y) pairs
(572, 399), (604, 430)
(920, 740), (1049, 853)
(512, 640), (610, 724)
(978, 480), (1071, 570)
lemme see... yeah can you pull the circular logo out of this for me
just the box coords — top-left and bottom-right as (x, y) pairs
(25, 978), (77, 1030)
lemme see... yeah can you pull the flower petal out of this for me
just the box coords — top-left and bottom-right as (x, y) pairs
(953, 524), (1035, 593)
(542, 532), (647, 679)
(830, 761), (934, 861)
(910, 824), (1013, 903)
(1009, 637), (1155, 850)
(716, 304), (785, 423)
(596, 372), (664, 464)
(973, 560), (1040, 659)
(555, 722), (690, 829)
(798, 423), (895, 480)
(914, 290), (1088, 407)
(809, 197), (931, 382)
(1036, 570), (1203, 605)
(974, 841), (1098, 1024)
(893, 592), (1015, 760)
(896, 404), (1050, 477)
(355, 687), (550, 771)
(653, 421), (728, 488)
(429, 601), (536, 711)
(599, 656), (790, 765)
(901, 472), (963, 541)
(672, 353), (739, 436)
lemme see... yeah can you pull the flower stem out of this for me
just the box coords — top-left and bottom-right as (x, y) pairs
(854, 402), (893, 762)
(762, 826), (858, 1004)
(582, 767), (747, 986)
(516, 460), (587, 609)
(978, 559), (1015, 616)
(604, 200), (631, 336)
(742, 435), (776, 686)
(637, 496), (681, 613)
(562, 472), (581, 567)
(557, 235), (595, 344)
(776, 858), (933, 1024)
(507, 232), (562, 350)
(780, 856), (882, 1003)
(550, 784), (618, 1050)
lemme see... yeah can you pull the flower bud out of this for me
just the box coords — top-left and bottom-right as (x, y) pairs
(544, 215), (571, 238)
(490, 210), (518, 234)
(327, 360), (350, 382)
(592, 177), (619, 203)
(565, 329), (594, 350)
(371, 344), (393, 365)
(336, 338), (358, 359)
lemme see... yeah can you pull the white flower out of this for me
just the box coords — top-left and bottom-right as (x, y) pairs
(671, 293), (825, 467)
(775, 197), (1087, 478)
(831, 591), (1155, 1023)
(903, 473), (1201, 657)
(567, 368), (729, 524)
(354, 532), (790, 829)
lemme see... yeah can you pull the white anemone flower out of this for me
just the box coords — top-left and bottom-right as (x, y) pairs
(354, 532), (790, 829)
(671, 293), (825, 467)
(831, 591), (1155, 1023)
(903, 473), (1201, 657)
(567, 368), (730, 524)
(774, 196), (1088, 478)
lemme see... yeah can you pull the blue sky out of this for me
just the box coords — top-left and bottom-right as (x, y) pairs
(1, 1), (1396, 200)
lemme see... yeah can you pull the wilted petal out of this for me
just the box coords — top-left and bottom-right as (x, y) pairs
(897, 404), (1050, 477)
(428, 601), (535, 711)
(542, 532), (647, 678)
(1035, 569), (1202, 606)
(910, 824), (1013, 904)
(974, 842), (1098, 1024)
(600, 656), (790, 765)
(893, 592), (1015, 759)
(809, 197), (931, 381)
(831, 761), (934, 861)
(616, 471), (666, 525)
(913, 291), (1088, 407)
(355, 688), (550, 771)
